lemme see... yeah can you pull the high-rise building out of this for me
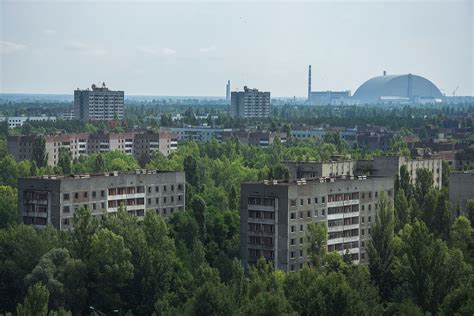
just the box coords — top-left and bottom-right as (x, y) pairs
(74, 83), (124, 121)
(231, 86), (271, 118)
(18, 169), (185, 230)
(240, 176), (394, 271)
(449, 170), (474, 216)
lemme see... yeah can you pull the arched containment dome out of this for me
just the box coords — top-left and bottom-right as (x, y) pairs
(353, 74), (443, 104)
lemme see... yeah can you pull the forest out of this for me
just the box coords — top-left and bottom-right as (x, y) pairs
(0, 134), (473, 315)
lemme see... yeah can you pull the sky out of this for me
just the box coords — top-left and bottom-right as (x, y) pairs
(0, 0), (473, 97)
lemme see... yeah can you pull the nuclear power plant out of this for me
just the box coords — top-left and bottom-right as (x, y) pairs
(306, 65), (444, 105)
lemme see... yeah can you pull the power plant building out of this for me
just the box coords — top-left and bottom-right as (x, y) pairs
(353, 73), (443, 104)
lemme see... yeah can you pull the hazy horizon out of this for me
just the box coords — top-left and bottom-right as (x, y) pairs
(1, 0), (473, 97)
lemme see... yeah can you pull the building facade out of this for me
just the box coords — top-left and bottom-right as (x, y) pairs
(8, 131), (178, 166)
(18, 170), (185, 230)
(74, 83), (124, 121)
(231, 86), (271, 118)
(240, 176), (395, 272)
(449, 170), (474, 216)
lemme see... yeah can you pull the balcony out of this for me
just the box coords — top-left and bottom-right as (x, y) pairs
(327, 211), (359, 221)
(327, 199), (359, 208)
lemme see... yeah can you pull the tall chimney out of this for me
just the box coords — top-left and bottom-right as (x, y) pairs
(383, 70), (387, 76)
(308, 65), (312, 103)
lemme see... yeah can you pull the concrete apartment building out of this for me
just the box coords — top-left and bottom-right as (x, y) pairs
(18, 169), (185, 230)
(449, 170), (474, 216)
(231, 86), (271, 118)
(74, 83), (124, 121)
(284, 155), (442, 189)
(240, 176), (395, 272)
(221, 131), (287, 147)
(8, 131), (178, 166)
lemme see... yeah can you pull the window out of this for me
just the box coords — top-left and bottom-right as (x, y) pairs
(290, 238), (295, 245)
(290, 264), (294, 271)
(155, 186), (159, 192)
(290, 199), (297, 207)
(63, 193), (70, 200)
(368, 228), (371, 234)
(163, 185), (167, 192)
(171, 185), (174, 191)
(368, 204), (372, 211)
(362, 241), (365, 247)
(375, 192), (378, 198)
(361, 253), (365, 260)
(291, 226), (295, 233)
(93, 203), (97, 210)
(361, 229), (365, 236)
(300, 250), (303, 257)
(84, 192), (88, 198)
(290, 251), (295, 259)
(101, 190), (105, 197)
(322, 197), (325, 203)
(314, 197), (318, 204)
(361, 217), (365, 223)
(314, 210), (318, 217)
(299, 225), (304, 232)
(101, 202), (105, 209)
(74, 192), (79, 199)
(299, 237), (304, 244)
(92, 191), (96, 198)
(156, 198), (159, 203)
(300, 199), (304, 206)
(362, 193), (365, 199)
(369, 192), (372, 199)
(148, 187), (151, 193)
(299, 212), (303, 219)
(307, 211), (311, 218)
(321, 209), (325, 216)
(368, 216), (371, 223)
(307, 198), (311, 205)
(148, 198), (151, 204)
(362, 205), (365, 211)
(63, 206), (70, 213)
(290, 212), (295, 220)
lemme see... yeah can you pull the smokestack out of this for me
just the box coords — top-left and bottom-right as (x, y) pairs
(226, 80), (231, 102)
(383, 70), (387, 76)
(308, 65), (312, 103)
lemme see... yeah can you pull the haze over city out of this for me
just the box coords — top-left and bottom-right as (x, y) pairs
(1, 0), (473, 96)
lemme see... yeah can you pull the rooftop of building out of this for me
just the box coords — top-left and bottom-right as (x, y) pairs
(22, 169), (182, 181)
(245, 174), (389, 186)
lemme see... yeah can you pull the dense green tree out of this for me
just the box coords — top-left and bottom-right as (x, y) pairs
(396, 220), (469, 314)
(88, 228), (134, 312)
(184, 155), (199, 187)
(450, 216), (473, 261)
(191, 195), (207, 240)
(0, 155), (19, 187)
(0, 185), (17, 228)
(15, 283), (50, 316)
(32, 136), (48, 168)
(57, 147), (72, 174)
(367, 191), (397, 301)
(394, 189), (410, 232)
(305, 222), (327, 269)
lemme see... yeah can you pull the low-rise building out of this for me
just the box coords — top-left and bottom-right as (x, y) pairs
(240, 175), (395, 272)
(18, 169), (185, 230)
(449, 170), (474, 216)
(0, 116), (57, 129)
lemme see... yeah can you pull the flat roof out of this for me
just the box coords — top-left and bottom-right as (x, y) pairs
(22, 169), (182, 180)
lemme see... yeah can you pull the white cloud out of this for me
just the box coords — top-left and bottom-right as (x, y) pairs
(162, 47), (176, 55)
(138, 46), (177, 56)
(64, 40), (108, 56)
(199, 45), (216, 53)
(0, 40), (27, 55)
(43, 29), (56, 35)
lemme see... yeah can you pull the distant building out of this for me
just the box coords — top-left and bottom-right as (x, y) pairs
(0, 116), (57, 129)
(74, 83), (124, 121)
(231, 86), (271, 118)
(309, 91), (352, 106)
(18, 170), (185, 230)
(169, 126), (228, 142)
(449, 170), (474, 216)
(221, 131), (287, 148)
(8, 131), (177, 166)
(240, 175), (395, 271)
